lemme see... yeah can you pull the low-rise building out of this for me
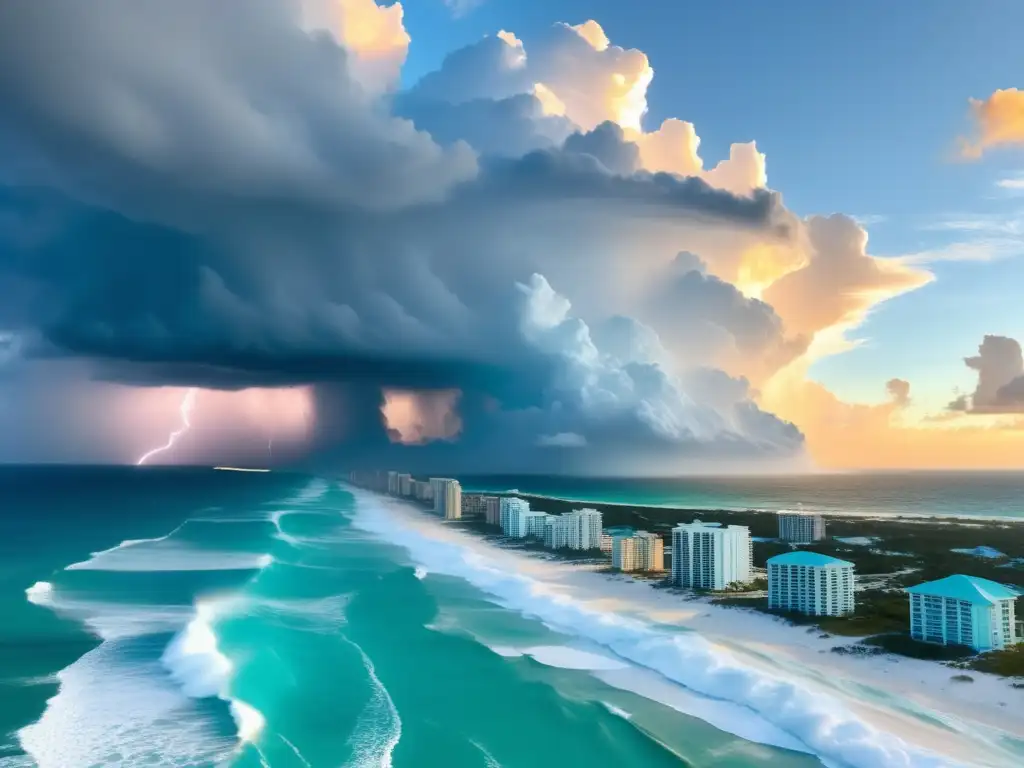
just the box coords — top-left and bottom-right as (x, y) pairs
(906, 575), (1021, 652)
(767, 552), (855, 616)
(777, 511), (826, 543)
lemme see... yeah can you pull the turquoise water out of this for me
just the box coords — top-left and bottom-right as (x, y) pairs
(461, 472), (1024, 519)
(3, 467), (1022, 767)
(0, 467), (824, 768)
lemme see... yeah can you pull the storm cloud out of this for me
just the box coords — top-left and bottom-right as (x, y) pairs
(0, 2), (827, 471)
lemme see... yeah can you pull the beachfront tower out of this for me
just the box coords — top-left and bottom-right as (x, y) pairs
(614, 532), (664, 572)
(767, 552), (855, 616)
(569, 508), (603, 550)
(484, 496), (502, 527)
(777, 511), (826, 543)
(430, 478), (462, 520)
(506, 508), (549, 539)
(671, 520), (752, 590)
(542, 509), (603, 550)
(500, 497), (530, 535)
(612, 537), (638, 571)
(906, 575), (1021, 652)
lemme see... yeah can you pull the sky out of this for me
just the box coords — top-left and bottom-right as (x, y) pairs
(0, 0), (1023, 472)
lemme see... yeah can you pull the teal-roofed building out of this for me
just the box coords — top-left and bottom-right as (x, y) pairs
(906, 575), (1021, 652)
(767, 551), (855, 616)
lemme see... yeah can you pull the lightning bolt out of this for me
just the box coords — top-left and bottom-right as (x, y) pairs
(136, 388), (198, 466)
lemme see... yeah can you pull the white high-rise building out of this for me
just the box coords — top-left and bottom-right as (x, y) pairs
(500, 498), (530, 535)
(569, 508), (603, 550)
(768, 552), (855, 616)
(671, 520), (752, 590)
(398, 474), (413, 497)
(506, 509), (549, 539)
(429, 478), (462, 520)
(906, 575), (1021, 652)
(387, 471), (400, 495)
(777, 511), (826, 543)
(543, 509), (603, 551)
(543, 516), (569, 549)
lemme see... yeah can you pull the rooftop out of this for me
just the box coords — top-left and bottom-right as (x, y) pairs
(768, 552), (853, 568)
(905, 575), (1022, 605)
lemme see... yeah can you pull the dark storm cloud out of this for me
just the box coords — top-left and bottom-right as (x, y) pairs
(0, 0), (807, 469)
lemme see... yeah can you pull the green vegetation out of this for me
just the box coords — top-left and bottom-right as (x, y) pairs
(862, 634), (975, 661)
(957, 644), (1024, 678)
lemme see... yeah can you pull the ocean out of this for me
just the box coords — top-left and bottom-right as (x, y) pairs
(461, 472), (1024, 520)
(1, 467), (1021, 768)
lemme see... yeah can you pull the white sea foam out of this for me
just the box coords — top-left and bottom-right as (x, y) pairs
(18, 633), (235, 767)
(25, 581), (54, 607)
(348, 489), (967, 768)
(343, 636), (402, 768)
(161, 598), (266, 744)
(495, 644), (629, 671)
(469, 739), (502, 768)
(280, 734), (313, 767)
(66, 536), (273, 572)
(414, 566), (428, 580)
(601, 702), (633, 720)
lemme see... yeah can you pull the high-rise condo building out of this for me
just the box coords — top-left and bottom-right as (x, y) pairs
(460, 494), (491, 518)
(777, 511), (826, 543)
(612, 536), (638, 571)
(506, 509), (549, 539)
(500, 497), (530, 535)
(634, 531), (665, 571)
(767, 552), (855, 616)
(397, 474), (413, 497)
(671, 520), (752, 590)
(484, 497), (502, 527)
(543, 509), (603, 551)
(387, 471), (400, 495)
(429, 478), (462, 520)
(612, 531), (664, 572)
(543, 516), (569, 549)
(906, 575), (1021, 652)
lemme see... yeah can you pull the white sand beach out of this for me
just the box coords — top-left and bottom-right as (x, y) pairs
(352, 489), (1024, 768)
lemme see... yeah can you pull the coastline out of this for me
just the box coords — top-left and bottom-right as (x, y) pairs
(349, 486), (1024, 768)
(465, 487), (1024, 523)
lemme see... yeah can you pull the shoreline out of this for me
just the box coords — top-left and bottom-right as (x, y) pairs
(464, 487), (1024, 524)
(349, 487), (1024, 767)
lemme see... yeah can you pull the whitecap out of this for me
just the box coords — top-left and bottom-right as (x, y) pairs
(347, 489), (975, 768)
(161, 598), (267, 744)
(25, 581), (54, 607)
(601, 702), (633, 720)
(342, 636), (401, 768)
(414, 566), (428, 580)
